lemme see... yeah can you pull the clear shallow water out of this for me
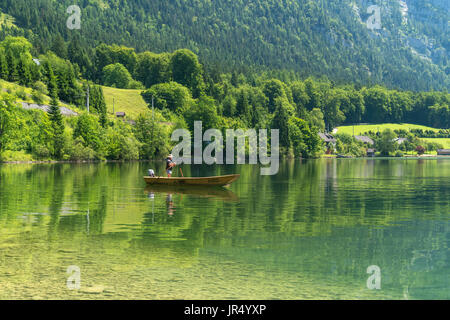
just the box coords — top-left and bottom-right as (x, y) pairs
(0, 159), (448, 300)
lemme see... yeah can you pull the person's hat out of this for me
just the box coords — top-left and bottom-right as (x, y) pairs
(168, 154), (173, 158)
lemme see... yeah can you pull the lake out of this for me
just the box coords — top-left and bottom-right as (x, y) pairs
(0, 159), (448, 299)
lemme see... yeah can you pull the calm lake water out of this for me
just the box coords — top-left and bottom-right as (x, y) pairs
(0, 159), (448, 300)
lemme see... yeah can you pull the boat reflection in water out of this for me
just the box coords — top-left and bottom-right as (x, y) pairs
(145, 185), (239, 201)
(145, 185), (239, 217)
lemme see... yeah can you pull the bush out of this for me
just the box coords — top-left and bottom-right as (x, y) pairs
(128, 79), (145, 89)
(415, 145), (426, 155)
(15, 88), (27, 100)
(67, 137), (96, 161)
(0, 150), (33, 161)
(105, 122), (141, 160)
(32, 81), (48, 95)
(334, 133), (365, 157)
(33, 144), (50, 159)
(425, 141), (443, 152)
(31, 89), (45, 104)
(395, 150), (404, 157)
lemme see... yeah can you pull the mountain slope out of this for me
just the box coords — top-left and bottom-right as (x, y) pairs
(0, 0), (448, 91)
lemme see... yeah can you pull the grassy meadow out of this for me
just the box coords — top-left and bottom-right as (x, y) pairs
(335, 123), (441, 135)
(102, 86), (150, 119)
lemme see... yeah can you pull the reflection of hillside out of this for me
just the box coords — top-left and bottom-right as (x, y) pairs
(201, 219), (448, 299)
(0, 160), (449, 299)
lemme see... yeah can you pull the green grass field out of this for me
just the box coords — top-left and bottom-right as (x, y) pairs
(422, 138), (450, 149)
(102, 86), (150, 119)
(335, 123), (442, 135)
(336, 123), (450, 152)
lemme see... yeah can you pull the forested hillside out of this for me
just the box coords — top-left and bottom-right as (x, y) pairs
(0, 0), (448, 91)
(0, 1), (448, 162)
(0, 35), (448, 162)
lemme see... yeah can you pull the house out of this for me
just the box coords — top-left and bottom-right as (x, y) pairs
(116, 112), (126, 118)
(319, 132), (336, 154)
(393, 137), (408, 145)
(318, 133), (336, 144)
(437, 149), (450, 156)
(367, 148), (376, 157)
(354, 135), (374, 145)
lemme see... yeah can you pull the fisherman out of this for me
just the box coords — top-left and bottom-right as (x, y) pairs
(165, 154), (176, 177)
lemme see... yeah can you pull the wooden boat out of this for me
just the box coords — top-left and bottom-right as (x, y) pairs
(143, 174), (240, 187)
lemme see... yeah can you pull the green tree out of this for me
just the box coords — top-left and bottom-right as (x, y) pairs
(134, 113), (171, 159)
(48, 102), (65, 159)
(17, 55), (32, 86)
(141, 82), (193, 114)
(44, 62), (59, 105)
(0, 95), (16, 154)
(94, 44), (138, 81)
(376, 129), (398, 156)
(271, 97), (293, 149)
(222, 95), (237, 117)
(105, 121), (141, 160)
(0, 36), (33, 57)
(288, 117), (322, 158)
(307, 108), (326, 132)
(363, 86), (390, 123)
(170, 49), (205, 98)
(68, 36), (92, 79)
(95, 86), (107, 128)
(428, 103), (449, 128)
(40, 52), (82, 105)
(102, 63), (133, 89)
(51, 35), (68, 59)
(6, 50), (18, 82)
(185, 96), (220, 132)
(290, 81), (310, 117)
(235, 88), (250, 123)
(263, 79), (287, 113)
(323, 90), (346, 129)
(73, 113), (103, 154)
(136, 52), (172, 88)
(0, 48), (8, 80)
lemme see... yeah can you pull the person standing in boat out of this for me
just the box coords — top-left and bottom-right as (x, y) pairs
(165, 154), (176, 177)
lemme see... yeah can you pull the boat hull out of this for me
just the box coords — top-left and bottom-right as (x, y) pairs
(143, 174), (240, 187)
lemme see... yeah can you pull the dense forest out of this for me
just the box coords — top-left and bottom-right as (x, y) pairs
(0, 1), (449, 162)
(0, 0), (448, 91)
(0, 35), (448, 161)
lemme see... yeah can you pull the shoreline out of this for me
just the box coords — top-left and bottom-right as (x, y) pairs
(1, 156), (450, 164)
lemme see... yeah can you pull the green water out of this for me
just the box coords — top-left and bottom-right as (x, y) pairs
(0, 159), (448, 300)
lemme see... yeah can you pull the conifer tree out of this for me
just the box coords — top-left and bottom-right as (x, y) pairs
(90, 85), (108, 127)
(45, 62), (59, 104)
(0, 49), (8, 80)
(48, 101), (65, 159)
(51, 35), (68, 59)
(97, 86), (107, 128)
(18, 57), (32, 86)
(6, 51), (18, 82)
(272, 98), (291, 149)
